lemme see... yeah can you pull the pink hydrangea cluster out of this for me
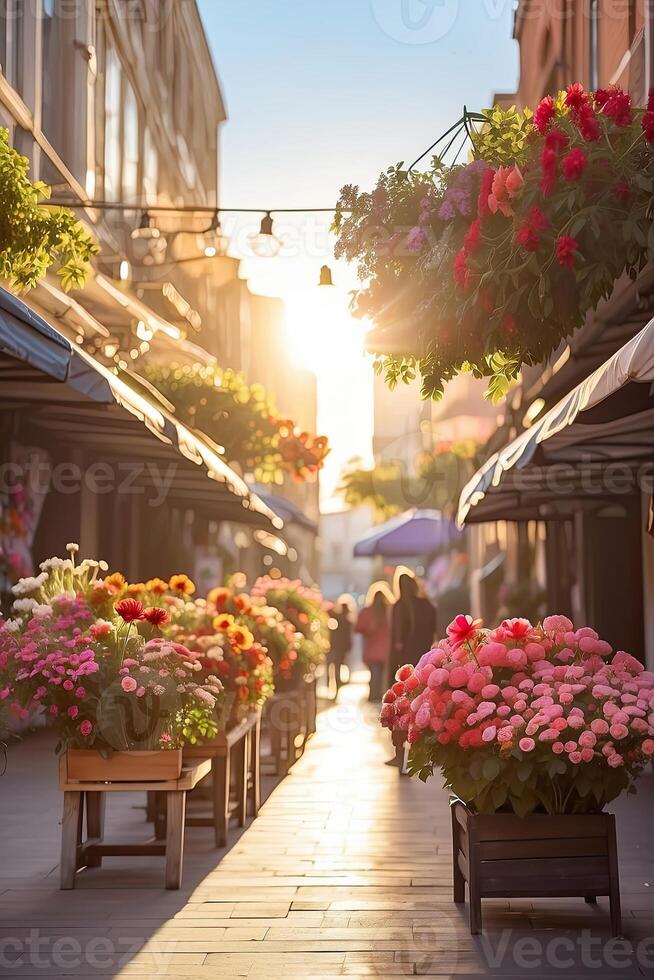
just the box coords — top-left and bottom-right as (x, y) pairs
(380, 615), (654, 813)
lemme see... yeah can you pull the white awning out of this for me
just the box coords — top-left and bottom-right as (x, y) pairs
(457, 316), (654, 527)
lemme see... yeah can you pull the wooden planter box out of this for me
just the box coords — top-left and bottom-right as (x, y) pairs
(65, 748), (183, 783)
(450, 800), (622, 936)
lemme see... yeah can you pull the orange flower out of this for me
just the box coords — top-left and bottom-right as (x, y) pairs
(213, 613), (235, 632)
(234, 593), (252, 614)
(104, 572), (126, 594)
(127, 582), (146, 597)
(208, 587), (233, 608)
(146, 578), (169, 595)
(169, 574), (196, 596)
(228, 625), (254, 651)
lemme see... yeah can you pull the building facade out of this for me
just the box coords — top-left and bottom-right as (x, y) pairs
(0, 0), (321, 582)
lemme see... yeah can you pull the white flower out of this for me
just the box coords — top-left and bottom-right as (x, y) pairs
(5, 619), (21, 633)
(39, 557), (65, 571)
(66, 543), (80, 554)
(32, 604), (53, 619)
(193, 688), (216, 708)
(11, 572), (48, 597)
(12, 598), (38, 614)
(99, 560), (109, 572)
(235, 676), (247, 686)
(206, 647), (224, 660)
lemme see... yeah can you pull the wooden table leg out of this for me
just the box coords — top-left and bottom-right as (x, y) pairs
(60, 791), (82, 890)
(237, 735), (248, 827)
(213, 754), (230, 847)
(607, 815), (623, 937)
(165, 790), (186, 890)
(85, 791), (105, 868)
(250, 716), (261, 817)
(153, 791), (167, 841)
(451, 805), (465, 904)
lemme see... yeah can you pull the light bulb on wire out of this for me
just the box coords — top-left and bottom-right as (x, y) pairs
(248, 211), (282, 258)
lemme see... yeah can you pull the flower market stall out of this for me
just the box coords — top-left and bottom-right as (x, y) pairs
(0, 548), (332, 883)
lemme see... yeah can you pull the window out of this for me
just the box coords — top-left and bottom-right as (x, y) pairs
(122, 80), (139, 201)
(104, 46), (122, 201)
(143, 127), (158, 205)
(1, 0), (24, 96)
(41, 0), (62, 153)
(589, 0), (599, 90)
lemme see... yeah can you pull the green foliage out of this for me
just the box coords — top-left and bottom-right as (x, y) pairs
(0, 128), (96, 290)
(339, 440), (480, 519)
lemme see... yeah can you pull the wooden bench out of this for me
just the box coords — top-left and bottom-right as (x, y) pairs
(182, 708), (261, 847)
(58, 755), (211, 890)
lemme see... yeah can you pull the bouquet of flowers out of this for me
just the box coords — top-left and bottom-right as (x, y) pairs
(3, 549), (224, 752)
(251, 576), (332, 673)
(381, 614), (654, 817)
(335, 84), (654, 402)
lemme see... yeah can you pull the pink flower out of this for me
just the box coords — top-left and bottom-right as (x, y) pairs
(121, 676), (138, 693)
(608, 753), (624, 768)
(446, 615), (483, 650)
(487, 165), (524, 218)
(67, 706), (79, 720)
(519, 737), (535, 753)
(543, 615), (573, 633)
(642, 739), (654, 755)
(79, 720), (93, 738)
(609, 723), (629, 740)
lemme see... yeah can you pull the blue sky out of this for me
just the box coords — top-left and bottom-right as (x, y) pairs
(196, 1), (520, 507)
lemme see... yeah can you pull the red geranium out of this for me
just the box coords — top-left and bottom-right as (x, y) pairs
(114, 598), (146, 623)
(561, 147), (588, 181)
(555, 234), (578, 268)
(533, 94), (555, 134)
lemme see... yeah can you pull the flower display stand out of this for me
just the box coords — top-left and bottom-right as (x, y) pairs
(182, 708), (261, 847)
(450, 800), (622, 936)
(265, 675), (316, 776)
(58, 754), (211, 889)
(66, 748), (182, 782)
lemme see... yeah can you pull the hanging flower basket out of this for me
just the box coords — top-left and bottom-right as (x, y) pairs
(334, 85), (654, 401)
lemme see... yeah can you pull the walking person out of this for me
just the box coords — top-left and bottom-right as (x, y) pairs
(388, 570), (437, 767)
(328, 594), (355, 695)
(355, 582), (392, 702)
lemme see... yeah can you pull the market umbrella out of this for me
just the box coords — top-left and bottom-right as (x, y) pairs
(353, 508), (462, 558)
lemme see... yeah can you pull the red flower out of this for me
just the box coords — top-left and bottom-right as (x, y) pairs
(533, 94), (556, 134)
(515, 221), (539, 252)
(601, 89), (632, 127)
(539, 146), (557, 195)
(502, 313), (517, 336)
(561, 147), (588, 181)
(143, 607), (170, 627)
(477, 167), (496, 220)
(565, 83), (588, 112)
(555, 234), (578, 268)
(527, 205), (549, 232)
(463, 218), (481, 254)
(115, 598), (146, 623)
(545, 127), (569, 153)
(643, 110), (654, 144)
(594, 88), (611, 108)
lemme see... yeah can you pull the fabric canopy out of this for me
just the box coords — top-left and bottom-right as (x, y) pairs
(254, 487), (318, 534)
(353, 508), (462, 558)
(0, 287), (280, 530)
(457, 316), (654, 527)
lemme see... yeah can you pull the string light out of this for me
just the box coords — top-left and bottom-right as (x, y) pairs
(247, 212), (282, 258)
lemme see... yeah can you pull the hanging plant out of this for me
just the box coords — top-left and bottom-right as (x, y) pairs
(334, 86), (654, 401)
(339, 439), (480, 519)
(0, 128), (96, 290)
(139, 363), (329, 484)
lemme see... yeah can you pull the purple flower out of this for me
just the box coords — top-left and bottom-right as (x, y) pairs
(406, 227), (428, 253)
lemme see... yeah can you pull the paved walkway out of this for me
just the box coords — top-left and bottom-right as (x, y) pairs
(1, 676), (654, 978)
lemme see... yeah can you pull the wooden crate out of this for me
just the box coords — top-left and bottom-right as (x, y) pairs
(65, 748), (182, 782)
(451, 800), (622, 936)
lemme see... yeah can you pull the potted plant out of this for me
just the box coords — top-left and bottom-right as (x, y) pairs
(380, 614), (654, 934)
(4, 549), (224, 781)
